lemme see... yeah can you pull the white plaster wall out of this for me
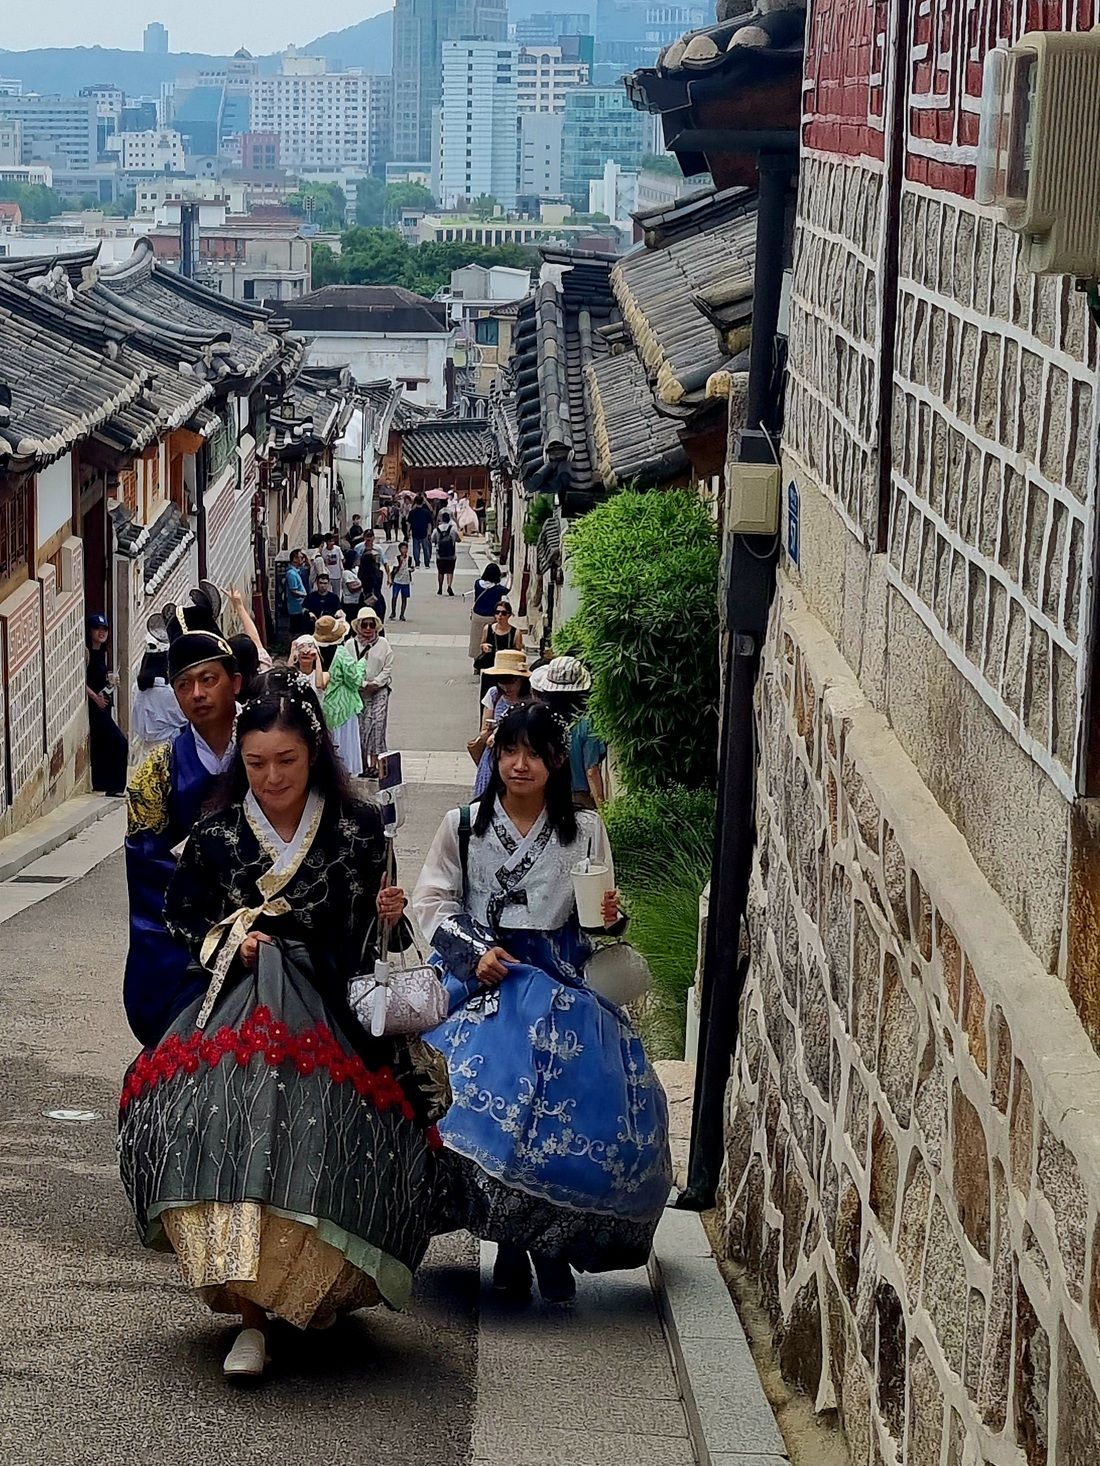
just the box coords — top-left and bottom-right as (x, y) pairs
(303, 331), (450, 408)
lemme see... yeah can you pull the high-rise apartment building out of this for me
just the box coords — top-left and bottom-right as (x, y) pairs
(437, 40), (518, 211)
(392, 0), (507, 164)
(249, 58), (391, 170)
(0, 95), (97, 171)
(560, 85), (648, 208)
(514, 12), (592, 45)
(516, 44), (590, 113)
(143, 22), (169, 55)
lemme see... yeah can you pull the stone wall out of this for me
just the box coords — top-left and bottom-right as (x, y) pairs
(720, 582), (1100, 1466)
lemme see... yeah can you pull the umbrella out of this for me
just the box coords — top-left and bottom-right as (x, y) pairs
(425, 489), (449, 501)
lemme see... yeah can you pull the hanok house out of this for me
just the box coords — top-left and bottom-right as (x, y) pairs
(394, 419), (492, 506)
(636, 2), (1100, 1464)
(495, 188), (757, 645)
(0, 269), (145, 833)
(0, 239), (303, 789)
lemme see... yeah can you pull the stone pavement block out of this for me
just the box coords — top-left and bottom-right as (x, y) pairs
(471, 1425), (697, 1466)
(654, 1201), (716, 1260)
(489, 1389), (690, 1437)
(709, 1456), (789, 1465)
(657, 1252), (743, 1339)
(476, 1334), (682, 1398)
(677, 1333), (758, 1392)
(0, 793), (120, 883)
(689, 1384), (787, 1457)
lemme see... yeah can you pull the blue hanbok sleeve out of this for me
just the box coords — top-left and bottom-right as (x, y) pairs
(411, 808), (494, 983)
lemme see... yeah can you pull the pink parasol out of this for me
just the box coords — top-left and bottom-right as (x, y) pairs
(424, 489), (449, 501)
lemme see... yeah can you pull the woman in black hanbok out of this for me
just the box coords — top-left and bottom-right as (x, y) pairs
(85, 612), (128, 795)
(118, 668), (449, 1381)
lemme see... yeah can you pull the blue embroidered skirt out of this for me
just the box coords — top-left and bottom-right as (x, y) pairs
(425, 924), (672, 1270)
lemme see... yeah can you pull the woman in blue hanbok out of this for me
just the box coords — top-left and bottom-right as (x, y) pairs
(409, 701), (671, 1303)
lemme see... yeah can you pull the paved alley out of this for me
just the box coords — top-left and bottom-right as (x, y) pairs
(0, 538), (697, 1466)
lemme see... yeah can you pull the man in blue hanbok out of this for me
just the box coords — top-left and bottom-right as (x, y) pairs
(124, 587), (241, 1046)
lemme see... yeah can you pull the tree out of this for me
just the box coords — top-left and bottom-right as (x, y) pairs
(472, 193), (498, 221)
(0, 181), (64, 222)
(310, 242), (343, 289)
(383, 182), (435, 225)
(287, 182), (347, 232)
(102, 189), (137, 218)
(641, 152), (683, 178)
(75, 192), (100, 211)
(354, 175), (386, 228)
(312, 227), (539, 296)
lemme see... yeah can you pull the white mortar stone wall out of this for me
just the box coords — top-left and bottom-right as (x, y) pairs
(887, 188), (1100, 800)
(721, 583), (1100, 1466)
(785, 152), (886, 546)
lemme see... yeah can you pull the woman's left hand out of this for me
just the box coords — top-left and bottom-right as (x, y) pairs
(376, 874), (407, 924)
(602, 888), (622, 927)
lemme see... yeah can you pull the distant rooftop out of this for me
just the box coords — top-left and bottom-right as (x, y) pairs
(284, 285), (450, 336)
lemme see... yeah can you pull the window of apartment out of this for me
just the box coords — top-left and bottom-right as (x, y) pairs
(0, 476), (30, 600)
(474, 317), (499, 346)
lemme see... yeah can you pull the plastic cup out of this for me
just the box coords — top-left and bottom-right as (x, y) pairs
(571, 860), (611, 930)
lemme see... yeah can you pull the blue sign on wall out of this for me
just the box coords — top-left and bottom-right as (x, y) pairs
(787, 480), (800, 567)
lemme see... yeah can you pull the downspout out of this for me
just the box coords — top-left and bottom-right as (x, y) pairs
(680, 150), (795, 1210)
(875, 0), (911, 550)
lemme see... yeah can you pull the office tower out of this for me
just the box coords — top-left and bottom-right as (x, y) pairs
(144, 22), (169, 55)
(249, 56), (390, 170)
(560, 84), (648, 208)
(519, 111), (564, 197)
(0, 94), (97, 170)
(392, 0), (507, 164)
(516, 43), (590, 113)
(438, 39), (518, 211)
(514, 12), (592, 45)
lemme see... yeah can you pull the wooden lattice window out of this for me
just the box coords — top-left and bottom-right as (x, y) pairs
(0, 478), (30, 599)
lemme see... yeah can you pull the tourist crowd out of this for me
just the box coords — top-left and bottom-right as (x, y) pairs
(107, 504), (665, 1386)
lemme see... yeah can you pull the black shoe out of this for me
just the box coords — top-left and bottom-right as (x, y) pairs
(447, 587), (455, 597)
(532, 1253), (575, 1304)
(492, 1244), (533, 1298)
(437, 588), (443, 595)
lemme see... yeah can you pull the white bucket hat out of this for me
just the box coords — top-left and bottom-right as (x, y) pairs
(530, 655), (592, 694)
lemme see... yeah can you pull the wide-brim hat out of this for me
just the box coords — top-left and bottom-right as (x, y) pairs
(487, 649), (531, 680)
(530, 654), (592, 695)
(355, 607), (382, 627)
(313, 613), (350, 645)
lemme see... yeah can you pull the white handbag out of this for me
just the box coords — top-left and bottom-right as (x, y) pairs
(585, 940), (653, 1008)
(349, 918), (449, 1039)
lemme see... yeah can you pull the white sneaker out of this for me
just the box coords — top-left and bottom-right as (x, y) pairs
(223, 1327), (269, 1380)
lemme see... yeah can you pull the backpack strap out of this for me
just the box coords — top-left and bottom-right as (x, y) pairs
(458, 804), (472, 904)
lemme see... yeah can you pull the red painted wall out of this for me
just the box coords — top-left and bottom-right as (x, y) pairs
(803, 0), (1100, 196)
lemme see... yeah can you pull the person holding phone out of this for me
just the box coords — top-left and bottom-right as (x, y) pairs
(405, 702), (671, 1305)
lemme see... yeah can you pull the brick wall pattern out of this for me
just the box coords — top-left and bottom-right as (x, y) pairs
(1, 581), (44, 804)
(722, 586), (1100, 1466)
(40, 550), (86, 759)
(205, 460), (255, 601)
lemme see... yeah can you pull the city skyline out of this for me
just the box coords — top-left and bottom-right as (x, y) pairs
(1, 0), (391, 57)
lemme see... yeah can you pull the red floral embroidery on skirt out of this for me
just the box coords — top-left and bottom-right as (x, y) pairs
(121, 1005), (422, 1129)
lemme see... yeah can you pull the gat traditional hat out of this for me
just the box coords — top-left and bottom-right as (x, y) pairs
(530, 655), (592, 695)
(313, 613), (350, 645)
(486, 648), (531, 680)
(161, 581), (235, 683)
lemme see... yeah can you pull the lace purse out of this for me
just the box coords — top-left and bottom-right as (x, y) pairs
(349, 916), (449, 1039)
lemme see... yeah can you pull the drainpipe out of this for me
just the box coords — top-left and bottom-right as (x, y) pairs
(680, 150), (795, 1210)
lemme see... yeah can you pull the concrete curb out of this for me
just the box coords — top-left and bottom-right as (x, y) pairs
(649, 1207), (789, 1466)
(0, 794), (123, 884)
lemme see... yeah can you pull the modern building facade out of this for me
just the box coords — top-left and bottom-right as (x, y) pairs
(143, 21), (169, 54)
(0, 95), (97, 171)
(437, 40), (519, 211)
(519, 111), (564, 197)
(516, 43), (590, 112)
(249, 59), (389, 170)
(392, 0), (507, 163)
(117, 129), (186, 173)
(560, 84), (648, 208)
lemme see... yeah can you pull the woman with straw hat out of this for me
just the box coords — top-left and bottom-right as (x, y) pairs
(314, 616), (362, 778)
(530, 655), (607, 810)
(471, 648), (532, 799)
(351, 607), (394, 779)
(312, 613), (351, 671)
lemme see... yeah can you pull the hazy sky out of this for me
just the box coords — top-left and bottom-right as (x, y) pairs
(3, 2), (390, 56)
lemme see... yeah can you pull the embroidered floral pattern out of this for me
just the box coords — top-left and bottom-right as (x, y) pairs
(121, 1008), (441, 1147)
(125, 740), (172, 836)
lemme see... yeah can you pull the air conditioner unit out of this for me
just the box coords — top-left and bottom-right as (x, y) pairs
(976, 28), (1100, 276)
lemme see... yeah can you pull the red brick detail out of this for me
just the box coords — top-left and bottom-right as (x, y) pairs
(803, 0), (888, 162)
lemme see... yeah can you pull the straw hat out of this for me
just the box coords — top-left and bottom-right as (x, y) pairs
(355, 607), (383, 628)
(313, 613), (350, 645)
(530, 655), (592, 694)
(486, 648), (530, 680)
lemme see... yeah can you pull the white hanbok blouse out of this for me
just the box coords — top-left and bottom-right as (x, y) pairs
(353, 636), (394, 690)
(412, 799), (615, 941)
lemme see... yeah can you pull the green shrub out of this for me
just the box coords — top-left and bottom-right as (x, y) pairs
(604, 786), (715, 1057)
(555, 489), (719, 790)
(523, 493), (556, 546)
